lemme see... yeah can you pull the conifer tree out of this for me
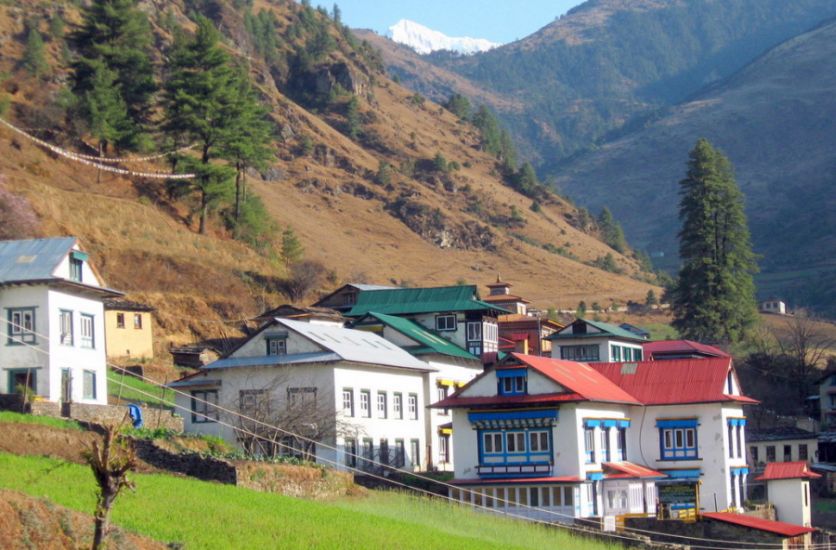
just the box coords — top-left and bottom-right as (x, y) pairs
(445, 93), (471, 120)
(82, 60), (134, 180)
(281, 227), (304, 268)
(221, 71), (273, 221)
(672, 138), (758, 343)
(71, 0), (155, 131)
(164, 16), (242, 234)
(23, 26), (48, 77)
(597, 207), (627, 253)
(345, 96), (361, 139)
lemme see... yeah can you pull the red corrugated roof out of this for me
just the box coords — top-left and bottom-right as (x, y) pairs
(702, 512), (816, 537)
(603, 462), (666, 479)
(644, 339), (729, 358)
(432, 392), (584, 409)
(452, 475), (582, 485)
(589, 358), (758, 405)
(514, 354), (641, 404)
(756, 461), (822, 481)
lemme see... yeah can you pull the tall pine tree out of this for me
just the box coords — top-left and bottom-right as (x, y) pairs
(221, 70), (273, 222)
(163, 17), (242, 234)
(23, 25), (49, 77)
(672, 138), (758, 343)
(71, 0), (156, 147)
(82, 60), (134, 181)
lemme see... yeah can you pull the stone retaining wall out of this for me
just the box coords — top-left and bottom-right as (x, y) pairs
(131, 439), (237, 484)
(62, 403), (183, 431)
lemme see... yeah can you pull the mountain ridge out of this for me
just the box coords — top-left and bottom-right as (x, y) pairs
(387, 19), (500, 55)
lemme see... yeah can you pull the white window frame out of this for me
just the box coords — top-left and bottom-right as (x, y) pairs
(377, 391), (387, 419)
(266, 337), (287, 356)
(393, 393), (403, 419)
(408, 393), (418, 420)
(342, 389), (354, 416)
(80, 313), (94, 349)
(59, 310), (73, 346)
(82, 370), (96, 400)
(436, 386), (449, 416)
(436, 314), (457, 332)
(466, 321), (482, 341)
(359, 390), (371, 418)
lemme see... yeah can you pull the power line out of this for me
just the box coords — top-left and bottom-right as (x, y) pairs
(3, 321), (820, 549)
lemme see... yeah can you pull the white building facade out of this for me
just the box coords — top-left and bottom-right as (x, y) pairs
(1, 238), (120, 406)
(438, 354), (755, 521)
(548, 319), (647, 363)
(173, 318), (434, 471)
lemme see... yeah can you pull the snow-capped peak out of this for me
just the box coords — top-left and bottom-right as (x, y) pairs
(387, 19), (501, 55)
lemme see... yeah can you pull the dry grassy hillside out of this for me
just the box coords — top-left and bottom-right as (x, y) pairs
(0, 0), (658, 349)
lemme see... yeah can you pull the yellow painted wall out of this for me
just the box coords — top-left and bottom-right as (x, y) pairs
(105, 310), (154, 359)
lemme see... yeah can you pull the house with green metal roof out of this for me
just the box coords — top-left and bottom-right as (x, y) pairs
(546, 318), (648, 363)
(353, 311), (485, 471)
(344, 285), (508, 362)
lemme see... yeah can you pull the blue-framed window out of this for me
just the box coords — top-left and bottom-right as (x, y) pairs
(584, 427), (596, 463)
(497, 369), (527, 396)
(479, 429), (551, 464)
(658, 419), (699, 460)
(7, 308), (36, 345)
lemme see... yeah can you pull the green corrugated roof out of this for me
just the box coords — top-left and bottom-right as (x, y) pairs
(547, 318), (647, 342)
(346, 285), (508, 317)
(365, 312), (479, 361)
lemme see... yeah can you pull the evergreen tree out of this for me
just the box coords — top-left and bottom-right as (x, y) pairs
(221, 70), (273, 222)
(672, 138), (758, 343)
(472, 105), (501, 156)
(81, 60), (134, 179)
(645, 289), (658, 306)
(164, 17), (242, 234)
(281, 227), (304, 268)
(23, 26), (49, 77)
(597, 207), (627, 253)
(332, 4), (342, 24)
(345, 96), (360, 139)
(444, 93), (471, 119)
(71, 0), (156, 129)
(513, 162), (540, 197)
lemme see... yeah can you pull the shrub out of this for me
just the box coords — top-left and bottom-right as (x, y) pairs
(0, 177), (41, 240)
(280, 260), (325, 301)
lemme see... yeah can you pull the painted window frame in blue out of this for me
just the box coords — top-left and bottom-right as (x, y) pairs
(584, 427), (596, 464)
(658, 419), (699, 460)
(496, 368), (527, 396)
(478, 428), (552, 466)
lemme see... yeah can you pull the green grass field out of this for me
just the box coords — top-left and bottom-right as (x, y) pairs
(107, 369), (174, 408)
(0, 453), (619, 549)
(0, 410), (82, 431)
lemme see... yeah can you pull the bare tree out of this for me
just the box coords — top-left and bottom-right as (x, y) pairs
(280, 260), (325, 302)
(85, 423), (137, 550)
(774, 311), (835, 403)
(227, 372), (357, 463)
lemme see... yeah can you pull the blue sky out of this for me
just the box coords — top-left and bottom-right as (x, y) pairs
(331, 1), (586, 44)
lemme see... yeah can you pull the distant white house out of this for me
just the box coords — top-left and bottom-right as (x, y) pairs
(172, 317), (435, 471)
(435, 354), (755, 521)
(760, 299), (787, 315)
(0, 237), (121, 406)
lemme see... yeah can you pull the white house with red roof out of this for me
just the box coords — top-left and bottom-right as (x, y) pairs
(433, 353), (757, 522)
(756, 462), (820, 528)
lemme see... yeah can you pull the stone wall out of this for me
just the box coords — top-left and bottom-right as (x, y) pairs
(131, 439), (237, 484)
(626, 517), (785, 548)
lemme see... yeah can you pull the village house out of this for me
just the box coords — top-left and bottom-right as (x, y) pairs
(483, 278), (563, 356)
(171, 317), (434, 471)
(756, 462), (820, 528)
(351, 311), (483, 470)
(103, 299), (154, 360)
(643, 339), (729, 361)
(312, 283), (398, 313)
(343, 285), (507, 360)
(0, 237), (121, 406)
(434, 354), (755, 522)
(760, 299), (788, 316)
(747, 427), (819, 470)
(547, 318), (647, 362)
(817, 369), (836, 427)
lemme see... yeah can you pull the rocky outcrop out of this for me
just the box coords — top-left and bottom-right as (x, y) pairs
(387, 194), (495, 251)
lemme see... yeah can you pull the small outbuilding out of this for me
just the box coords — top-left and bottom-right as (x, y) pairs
(756, 461), (820, 528)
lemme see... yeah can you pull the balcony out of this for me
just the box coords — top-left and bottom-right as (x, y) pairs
(476, 463), (552, 477)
